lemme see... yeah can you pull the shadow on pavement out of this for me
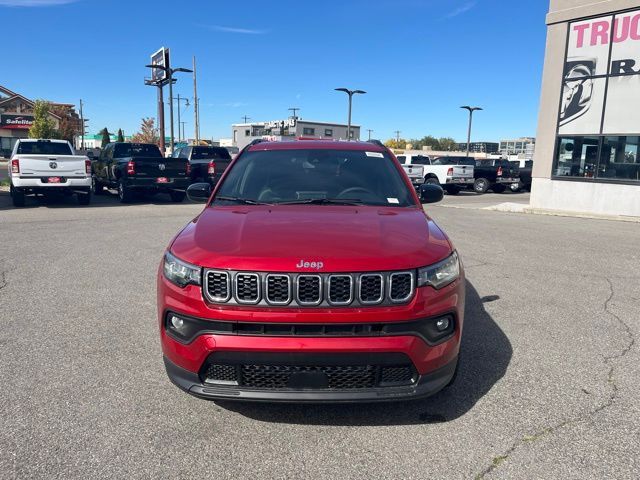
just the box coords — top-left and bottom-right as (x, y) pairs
(218, 280), (512, 426)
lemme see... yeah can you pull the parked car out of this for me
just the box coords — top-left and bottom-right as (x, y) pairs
(172, 145), (233, 185)
(472, 159), (520, 193)
(397, 154), (474, 194)
(92, 142), (190, 203)
(510, 160), (533, 192)
(7, 139), (92, 207)
(158, 139), (465, 403)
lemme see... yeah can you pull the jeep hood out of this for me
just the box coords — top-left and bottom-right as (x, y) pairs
(170, 206), (452, 272)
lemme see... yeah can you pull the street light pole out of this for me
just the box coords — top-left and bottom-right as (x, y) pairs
(367, 129), (373, 141)
(335, 88), (366, 140)
(460, 106), (483, 157)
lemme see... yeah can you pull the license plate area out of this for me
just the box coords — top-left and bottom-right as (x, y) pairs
(46, 177), (61, 183)
(156, 177), (169, 183)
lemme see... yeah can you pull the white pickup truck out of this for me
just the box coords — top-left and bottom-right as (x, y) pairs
(7, 139), (92, 207)
(397, 154), (475, 194)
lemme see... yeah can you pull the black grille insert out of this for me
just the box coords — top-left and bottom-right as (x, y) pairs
(266, 275), (291, 305)
(204, 364), (238, 384)
(380, 366), (416, 385)
(206, 271), (230, 302)
(390, 273), (413, 302)
(241, 364), (377, 389)
(328, 276), (352, 305)
(235, 274), (260, 304)
(297, 275), (322, 305)
(359, 274), (383, 304)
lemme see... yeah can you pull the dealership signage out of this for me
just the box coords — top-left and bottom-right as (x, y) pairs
(559, 9), (640, 135)
(150, 47), (170, 83)
(0, 114), (34, 129)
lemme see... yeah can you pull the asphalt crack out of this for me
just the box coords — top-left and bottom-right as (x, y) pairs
(474, 276), (636, 479)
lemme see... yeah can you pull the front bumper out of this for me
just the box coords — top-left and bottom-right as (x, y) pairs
(164, 353), (458, 403)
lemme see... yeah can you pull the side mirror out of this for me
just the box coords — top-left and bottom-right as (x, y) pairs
(419, 184), (444, 204)
(186, 183), (212, 203)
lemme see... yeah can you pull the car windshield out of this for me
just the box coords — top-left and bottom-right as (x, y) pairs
(192, 147), (231, 160)
(17, 141), (72, 155)
(213, 148), (415, 207)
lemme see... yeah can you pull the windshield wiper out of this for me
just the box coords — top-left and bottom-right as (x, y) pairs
(275, 198), (364, 206)
(215, 196), (271, 205)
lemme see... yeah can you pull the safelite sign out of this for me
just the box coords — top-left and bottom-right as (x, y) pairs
(0, 114), (34, 130)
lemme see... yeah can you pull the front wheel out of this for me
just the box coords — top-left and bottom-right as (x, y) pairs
(10, 185), (26, 207)
(473, 178), (490, 194)
(169, 191), (186, 203)
(118, 180), (134, 203)
(424, 177), (440, 186)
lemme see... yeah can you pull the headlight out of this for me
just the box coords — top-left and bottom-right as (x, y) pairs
(163, 251), (201, 288)
(417, 251), (460, 289)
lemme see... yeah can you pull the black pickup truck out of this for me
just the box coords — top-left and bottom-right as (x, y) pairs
(509, 160), (533, 192)
(472, 159), (520, 194)
(92, 142), (190, 203)
(171, 145), (232, 185)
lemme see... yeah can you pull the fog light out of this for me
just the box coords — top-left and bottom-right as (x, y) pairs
(435, 317), (450, 332)
(170, 315), (186, 333)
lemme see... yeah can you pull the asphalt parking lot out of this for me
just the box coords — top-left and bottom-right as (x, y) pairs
(0, 188), (638, 479)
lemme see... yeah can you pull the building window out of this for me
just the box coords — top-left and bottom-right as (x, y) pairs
(554, 136), (599, 178)
(303, 127), (315, 136)
(324, 129), (333, 137)
(233, 130), (238, 142)
(245, 129), (251, 137)
(349, 130), (355, 139)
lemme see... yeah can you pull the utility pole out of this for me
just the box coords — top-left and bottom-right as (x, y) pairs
(367, 129), (373, 141)
(193, 56), (200, 145)
(394, 130), (401, 143)
(177, 93), (182, 143)
(79, 99), (85, 150)
(288, 107), (300, 119)
(242, 115), (251, 123)
(181, 121), (187, 142)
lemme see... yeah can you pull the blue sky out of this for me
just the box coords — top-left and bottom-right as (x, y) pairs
(1, 0), (549, 142)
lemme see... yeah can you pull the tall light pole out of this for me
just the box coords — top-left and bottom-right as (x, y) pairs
(460, 106), (483, 157)
(335, 88), (366, 140)
(193, 56), (200, 145)
(176, 94), (190, 142)
(367, 129), (373, 141)
(146, 64), (193, 155)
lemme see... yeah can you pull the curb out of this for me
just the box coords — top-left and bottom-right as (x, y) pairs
(485, 203), (640, 223)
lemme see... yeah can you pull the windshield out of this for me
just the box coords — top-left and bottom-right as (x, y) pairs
(213, 148), (415, 207)
(17, 141), (72, 155)
(192, 147), (231, 160)
(114, 143), (161, 158)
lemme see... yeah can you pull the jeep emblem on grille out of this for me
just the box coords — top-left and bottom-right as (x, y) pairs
(296, 260), (324, 270)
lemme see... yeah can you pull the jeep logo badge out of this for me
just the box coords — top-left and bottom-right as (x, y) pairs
(296, 260), (324, 270)
(49, 161), (58, 169)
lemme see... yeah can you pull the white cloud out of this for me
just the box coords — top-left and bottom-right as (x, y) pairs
(443, 1), (477, 19)
(199, 24), (267, 35)
(0, 0), (79, 6)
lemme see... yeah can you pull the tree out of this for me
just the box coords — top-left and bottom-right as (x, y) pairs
(28, 100), (58, 139)
(51, 105), (79, 144)
(116, 129), (125, 143)
(384, 139), (407, 150)
(130, 118), (159, 145)
(99, 128), (111, 148)
(438, 137), (457, 151)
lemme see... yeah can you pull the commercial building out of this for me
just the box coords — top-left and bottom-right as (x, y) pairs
(499, 137), (536, 155)
(0, 85), (82, 158)
(455, 142), (500, 154)
(232, 117), (360, 150)
(75, 133), (132, 150)
(532, 0), (640, 217)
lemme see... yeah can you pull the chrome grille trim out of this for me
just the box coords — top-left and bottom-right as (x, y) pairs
(202, 270), (416, 308)
(388, 272), (415, 303)
(358, 274), (384, 305)
(296, 275), (323, 306)
(327, 275), (353, 306)
(265, 274), (291, 306)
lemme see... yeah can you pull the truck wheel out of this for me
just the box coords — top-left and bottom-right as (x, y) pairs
(424, 177), (440, 186)
(492, 184), (506, 194)
(118, 180), (134, 203)
(92, 176), (104, 195)
(170, 191), (186, 203)
(509, 182), (522, 192)
(444, 185), (461, 195)
(77, 190), (92, 205)
(10, 185), (26, 207)
(473, 178), (490, 194)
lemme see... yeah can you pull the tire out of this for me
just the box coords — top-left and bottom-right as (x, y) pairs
(424, 176), (440, 186)
(509, 182), (522, 192)
(473, 178), (490, 194)
(117, 180), (134, 203)
(444, 185), (461, 195)
(77, 190), (91, 205)
(10, 185), (25, 207)
(169, 191), (186, 203)
(92, 176), (104, 195)
(492, 184), (506, 194)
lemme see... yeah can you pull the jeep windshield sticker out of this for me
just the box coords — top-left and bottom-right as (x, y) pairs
(387, 198), (400, 204)
(366, 151), (384, 158)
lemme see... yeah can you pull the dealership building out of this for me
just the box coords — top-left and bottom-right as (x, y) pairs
(532, 0), (640, 217)
(232, 118), (361, 150)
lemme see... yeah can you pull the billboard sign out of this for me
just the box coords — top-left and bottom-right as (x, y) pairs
(0, 114), (34, 129)
(559, 9), (640, 135)
(150, 47), (170, 83)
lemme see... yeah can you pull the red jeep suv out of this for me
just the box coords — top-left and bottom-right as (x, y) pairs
(158, 140), (465, 402)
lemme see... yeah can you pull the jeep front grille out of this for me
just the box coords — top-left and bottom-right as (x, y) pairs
(204, 270), (415, 308)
